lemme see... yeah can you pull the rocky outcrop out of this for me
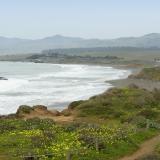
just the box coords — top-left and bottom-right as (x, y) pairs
(16, 105), (33, 115)
(0, 77), (8, 80)
(0, 105), (74, 123)
(15, 105), (61, 118)
(33, 105), (47, 111)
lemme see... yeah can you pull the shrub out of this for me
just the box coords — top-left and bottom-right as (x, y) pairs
(16, 105), (33, 115)
(68, 100), (85, 109)
(71, 87), (160, 121)
(138, 109), (159, 119)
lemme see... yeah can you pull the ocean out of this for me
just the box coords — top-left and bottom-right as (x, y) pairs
(0, 62), (131, 115)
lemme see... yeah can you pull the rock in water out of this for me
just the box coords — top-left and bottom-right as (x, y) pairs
(0, 77), (8, 80)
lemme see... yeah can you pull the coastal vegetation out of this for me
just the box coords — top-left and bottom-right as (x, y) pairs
(26, 52), (120, 64)
(130, 67), (160, 81)
(0, 1), (160, 160)
(68, 86), (160, 123)
(0, 86), (160, 160)
(0, 51), (160, 160)
(1, 47), (160, 67)
(0, 118), (159, 160)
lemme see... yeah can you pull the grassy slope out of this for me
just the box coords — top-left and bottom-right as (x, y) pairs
(0, 87), (160, 160)
(0, 118), (158, 160)
(69, 87), (160, 123)
(131, 67), (160, 81)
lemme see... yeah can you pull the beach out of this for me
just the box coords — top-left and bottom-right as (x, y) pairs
(0, 61), (131, 115)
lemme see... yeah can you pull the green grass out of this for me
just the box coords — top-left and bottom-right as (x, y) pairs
(70, 87), (160, 123)
(1, 87), (160, 159)
(131, 67), (160, 81)
(0, 118), (159, 160)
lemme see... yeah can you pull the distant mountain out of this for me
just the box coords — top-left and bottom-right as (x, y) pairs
(0, 33), (160, 54)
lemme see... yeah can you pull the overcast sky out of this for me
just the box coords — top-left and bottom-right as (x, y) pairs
(0, 0), (160, 39)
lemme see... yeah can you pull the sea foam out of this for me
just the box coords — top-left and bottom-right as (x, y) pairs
(0, 62), (131, 115)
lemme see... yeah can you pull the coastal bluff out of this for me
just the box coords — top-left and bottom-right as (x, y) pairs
(0, 105), (74, 123)
(1, 84), (160, 124)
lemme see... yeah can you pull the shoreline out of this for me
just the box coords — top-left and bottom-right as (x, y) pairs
(0, 61), (133, 116)
(1, 60), (159, 116)
(1, 61), (160, 123)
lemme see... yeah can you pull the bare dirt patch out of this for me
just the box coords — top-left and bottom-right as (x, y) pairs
(119, 135), (160, 160)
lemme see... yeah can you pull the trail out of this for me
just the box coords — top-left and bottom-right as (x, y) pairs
(119, 134), (160, 160)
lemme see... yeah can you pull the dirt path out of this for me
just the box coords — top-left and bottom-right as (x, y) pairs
(119, 134), (160, 160)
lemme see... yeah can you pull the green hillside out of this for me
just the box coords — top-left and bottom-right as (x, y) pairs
(130, 67), (160, 81)
(69, 86), (160, 123)
(0, 86), (160, 160)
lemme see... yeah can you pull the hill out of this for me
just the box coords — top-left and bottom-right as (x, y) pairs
(0, 86), (160, 159)
(0, 33), (160, 54)
(0, 49), (160, 159)
(67, 86), (160, 123)
(130, 67), (160, 81)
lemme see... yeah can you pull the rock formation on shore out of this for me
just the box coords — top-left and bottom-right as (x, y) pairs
(0, 77), (8, 80)
(0, 105), (60, 119)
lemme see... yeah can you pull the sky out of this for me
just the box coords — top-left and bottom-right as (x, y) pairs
(0, 0), (160, 39)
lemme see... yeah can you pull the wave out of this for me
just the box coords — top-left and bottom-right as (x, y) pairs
(0, 78), (29, 92)
(0, 62), (131, 115)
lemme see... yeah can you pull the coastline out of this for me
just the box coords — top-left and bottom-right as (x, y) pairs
(1, 60), (159, 117)
(108, 78), (160, 91)
(1, 61), (160, 126)
(0, 61), (132, 115)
